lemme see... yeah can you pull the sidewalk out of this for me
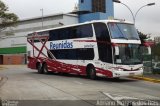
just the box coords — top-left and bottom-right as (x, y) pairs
(130, 73), (160, 83)
(143, 74), (160, 80)
(0, 65), (26, 83)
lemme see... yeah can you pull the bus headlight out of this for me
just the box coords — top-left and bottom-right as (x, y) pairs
(138, 67), (143, 70)
(118, 68), (123, 71)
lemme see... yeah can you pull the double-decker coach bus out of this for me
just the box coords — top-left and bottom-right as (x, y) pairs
(27, 19), (151, 79)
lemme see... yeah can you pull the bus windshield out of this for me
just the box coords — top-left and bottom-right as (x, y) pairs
(108, 22), (139, 40)
(114, 44), (142, 65)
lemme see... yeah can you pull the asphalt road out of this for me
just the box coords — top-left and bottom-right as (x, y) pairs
(0, 65), (160, 106)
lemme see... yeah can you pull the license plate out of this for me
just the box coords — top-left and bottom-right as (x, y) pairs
(129, 73), (135, 76)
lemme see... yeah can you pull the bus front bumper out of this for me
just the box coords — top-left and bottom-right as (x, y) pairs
(112, 70), (143, 78)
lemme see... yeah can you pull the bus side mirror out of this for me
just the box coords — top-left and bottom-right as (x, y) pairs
(140, 46), (151, 55)
(115, 46), (119, 56)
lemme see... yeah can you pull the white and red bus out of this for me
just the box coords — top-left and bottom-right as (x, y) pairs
(27, 19), (150, 79)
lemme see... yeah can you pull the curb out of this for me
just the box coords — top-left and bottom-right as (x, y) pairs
(129, 76), (160, 83)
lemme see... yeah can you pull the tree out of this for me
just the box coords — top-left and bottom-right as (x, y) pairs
(0, 0), (18, 32)
(137, 30), (149, 43)
(153, 43), (160, 57)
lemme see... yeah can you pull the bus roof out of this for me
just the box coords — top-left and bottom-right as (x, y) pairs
(27, 19), (133, 36)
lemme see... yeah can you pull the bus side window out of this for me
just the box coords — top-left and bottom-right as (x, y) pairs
(94, 22), (112, 63)
(77, 24), (93, 38)
(50, 49), (94, 60)
(93, 23), (110, 41)
(49, 30), (59, 41)
(71, 27), (78, 39)
(77, 48), (94, 60)
(49, 24), (93, 41)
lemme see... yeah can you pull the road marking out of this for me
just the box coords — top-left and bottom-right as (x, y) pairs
(74, 81), (83, 85)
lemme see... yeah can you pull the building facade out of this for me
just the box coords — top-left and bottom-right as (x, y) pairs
(78, 0), (114, 23)
(0, 13), (78, 64)
(0, 0), (115, 65)
(154, 37), (160, 44)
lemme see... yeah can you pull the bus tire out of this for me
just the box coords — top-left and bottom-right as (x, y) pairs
(42, 63), (49, 74)
(37, 63), (43, 74)
(87, 65), (96, 80)
(114, 77), (120, 80)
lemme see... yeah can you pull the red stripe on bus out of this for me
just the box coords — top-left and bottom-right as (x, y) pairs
(28, 57), (113, 78)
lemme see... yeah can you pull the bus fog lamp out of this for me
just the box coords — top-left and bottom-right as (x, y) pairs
(138, 67), (143, 70)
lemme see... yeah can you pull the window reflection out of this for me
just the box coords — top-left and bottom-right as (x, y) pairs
(108, 23), (139, 40)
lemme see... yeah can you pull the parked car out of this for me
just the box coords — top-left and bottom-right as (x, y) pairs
(143, 61), (160, 74)
(143, 61), (153, 73)
(152, 62), (160, 74)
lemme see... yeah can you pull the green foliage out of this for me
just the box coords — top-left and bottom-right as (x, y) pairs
(0, 0), (18, 31)
(137, 30), (148, 42)
(152, 43), (160, 56)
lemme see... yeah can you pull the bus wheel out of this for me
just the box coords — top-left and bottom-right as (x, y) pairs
(37, 63), (43, 74)
(88, 66), (96, 80)
(42, 63), (49, 74)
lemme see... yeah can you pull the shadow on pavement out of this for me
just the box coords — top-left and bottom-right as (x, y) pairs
(29, 71), (138, 83)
